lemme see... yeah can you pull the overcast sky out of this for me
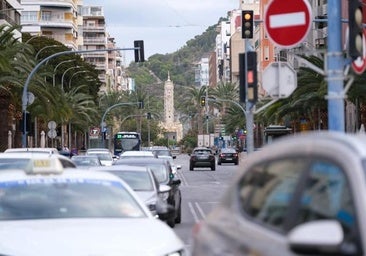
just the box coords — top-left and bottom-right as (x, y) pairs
(83, 0), (239, 65)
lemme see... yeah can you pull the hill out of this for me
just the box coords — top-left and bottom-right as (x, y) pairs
(127, 21), (222, 89)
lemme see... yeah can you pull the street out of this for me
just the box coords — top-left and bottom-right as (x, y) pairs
(172, 152), (246, 251)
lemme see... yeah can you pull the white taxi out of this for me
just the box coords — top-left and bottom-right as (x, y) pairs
(0, 155), (187, 256)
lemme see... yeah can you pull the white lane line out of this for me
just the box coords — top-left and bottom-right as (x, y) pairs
(194, 202), (206, 219)
(188, 202), (200, 223)
(269, 12), (305, 28)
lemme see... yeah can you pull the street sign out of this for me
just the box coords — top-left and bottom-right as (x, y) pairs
(48, 121), (56, 130)
(352, 29), (366, 74)
(47, 129), (57, 139)
(264, 0), (312, 48)
(89, 127), (100, 139)
(262, 62), (297, 98)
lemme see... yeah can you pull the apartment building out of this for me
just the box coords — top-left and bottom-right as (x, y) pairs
(21, 0), (79, 50)
(80, 5), (107, 86)
(0, 0), (22, 39)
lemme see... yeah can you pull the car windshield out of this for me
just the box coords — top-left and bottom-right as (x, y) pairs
(88, 153), (112, 161)
(0, 159), (31, 170)
(0, 178), (147, 220)
(109, 171), (153, 191)
(195, 150), (211, 154)
(72, 157), (100, 166)
(148, 164), (169, 183)
(153, 150), (171, 156)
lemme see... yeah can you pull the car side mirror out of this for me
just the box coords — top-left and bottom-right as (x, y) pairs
(171, 179), (181, 186)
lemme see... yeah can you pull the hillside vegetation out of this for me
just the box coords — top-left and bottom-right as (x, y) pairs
(127, 20), (224, 90)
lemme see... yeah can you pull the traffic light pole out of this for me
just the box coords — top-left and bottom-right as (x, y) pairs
(327, 0), (344, 131)
(245, 39), (255, 154)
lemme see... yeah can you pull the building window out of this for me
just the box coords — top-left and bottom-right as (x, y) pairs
(41, 11), (51, 21)
(21, 11), (37, 22)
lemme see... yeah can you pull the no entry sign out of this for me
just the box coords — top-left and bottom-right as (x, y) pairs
(264, 0), (312, 48)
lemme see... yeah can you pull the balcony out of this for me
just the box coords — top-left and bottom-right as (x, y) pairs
(84, 38), (106, 45)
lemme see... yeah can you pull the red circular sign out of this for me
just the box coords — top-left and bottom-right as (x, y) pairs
(264, 0), (312, 48)
(352, 29), (366, 74)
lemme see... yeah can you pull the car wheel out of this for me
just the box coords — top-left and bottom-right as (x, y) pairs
(235, 161), (238, 165)
(189, 164), (194, 171)
(211, 164), (216, 171)
(218, 160), (221, 165)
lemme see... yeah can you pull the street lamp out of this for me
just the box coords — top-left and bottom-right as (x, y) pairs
(53, 59), (76, 87)
(61, 66), (81, 90)
(35, 45), (63, 60)
(68, 70), (90, 88)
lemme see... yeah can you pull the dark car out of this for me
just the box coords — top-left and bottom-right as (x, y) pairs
(218, 148), (239, 165)
(189, 147), (216, 171)
(113, 157), (182, 228)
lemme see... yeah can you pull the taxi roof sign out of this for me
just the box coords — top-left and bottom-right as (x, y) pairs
(25, 157), (64, 175)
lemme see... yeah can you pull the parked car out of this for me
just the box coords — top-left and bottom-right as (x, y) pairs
(71, 155), (102, 169)
(189, 147), (216, 171)
(92, 165), (173, 219)
(192, 131), (366, 256)
(114, 157), (182, 228)
(217, 147), (239, 165)
(0, 155), (187, 256)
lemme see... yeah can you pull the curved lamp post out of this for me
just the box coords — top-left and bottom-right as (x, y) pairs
(53, 59), (76, 87)
(61, 66), (81, 90)
(35, 45), (63, 60)
(68, 70), (90, 88)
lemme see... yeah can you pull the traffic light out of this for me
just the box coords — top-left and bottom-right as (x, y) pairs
(242, 10), (254, 39)
(134, 40), (145, 62)
(239, 52), (258, 103)
(348, 0), (363, 59)
(200, 96), (206, 107)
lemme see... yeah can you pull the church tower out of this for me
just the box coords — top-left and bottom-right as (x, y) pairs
(164, 72), (174, 124)
(160, 72), (183, 143)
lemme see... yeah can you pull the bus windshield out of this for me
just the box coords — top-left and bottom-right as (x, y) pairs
(114, 132), (141, 155)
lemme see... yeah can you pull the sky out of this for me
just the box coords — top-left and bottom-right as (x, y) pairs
(83, 0), (239, 65)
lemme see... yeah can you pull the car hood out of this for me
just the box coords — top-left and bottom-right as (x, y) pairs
(135, 191), (157, 203)
(0, 218), (185, 256)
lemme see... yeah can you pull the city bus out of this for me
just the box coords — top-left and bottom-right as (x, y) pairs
(113, 132), (141, 156)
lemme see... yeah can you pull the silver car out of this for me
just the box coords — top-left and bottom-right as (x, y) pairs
(91, 165), (173, 219)
(192, 131), (366, 256)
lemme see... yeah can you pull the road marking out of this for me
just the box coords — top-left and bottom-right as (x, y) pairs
(194, 202), (206, 219)
(269, 12), (305, 28)
(188, 202), (200, 223)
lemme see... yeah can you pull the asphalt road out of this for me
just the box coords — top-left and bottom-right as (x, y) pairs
(171, 152), (247, 252)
